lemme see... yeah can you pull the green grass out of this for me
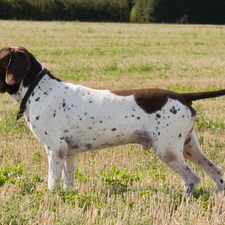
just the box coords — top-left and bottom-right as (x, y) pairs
(0, 21), (225, 224)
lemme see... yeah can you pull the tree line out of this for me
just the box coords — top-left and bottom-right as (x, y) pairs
(0, 0), (225, 24)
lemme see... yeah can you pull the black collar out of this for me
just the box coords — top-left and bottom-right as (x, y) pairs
(17, 68), (49, 120)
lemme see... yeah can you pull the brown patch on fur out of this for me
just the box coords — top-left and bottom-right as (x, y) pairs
(58, 149), (67, 160)
(184, 136), (192, 145)
(165, 150), (177, 163)
(131, 131), (152, 150)
(111, 89), (196, 115)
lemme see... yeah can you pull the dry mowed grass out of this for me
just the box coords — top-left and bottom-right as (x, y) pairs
(0, 21), (225, 224)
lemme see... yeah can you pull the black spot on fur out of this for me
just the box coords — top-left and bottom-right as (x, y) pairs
(45, 132), (48, 135)
(170, 106), (177, 114)
(156, 113), (161, 118)
(71, 144), (79, 149)
(36, 116), (40, 120)
(101, 142), (109, 146)
(35, 97), (40, 102)
(112, 128), (117, 131)
(186, 152), (192, 157)
(85, 144), (92, 149)
(137, 117), (140, 120)
(220, 179), (224, 184)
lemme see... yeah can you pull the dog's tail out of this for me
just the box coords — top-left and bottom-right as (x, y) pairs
(181, 89), (225, 102)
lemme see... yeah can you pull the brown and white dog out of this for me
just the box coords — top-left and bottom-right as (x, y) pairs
(0, 45), (224, 194)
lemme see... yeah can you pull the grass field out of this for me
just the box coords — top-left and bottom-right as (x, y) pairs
(0, 21), (225, 224)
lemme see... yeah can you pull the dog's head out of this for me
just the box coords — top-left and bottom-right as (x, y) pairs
(0, 46), (42, 94)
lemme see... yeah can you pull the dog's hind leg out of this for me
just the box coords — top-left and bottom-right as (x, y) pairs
(184, 131), (224, 192)
(62, 153), (77, 189)
(154, 140), (200, 194)
(46, 141), (69, 191)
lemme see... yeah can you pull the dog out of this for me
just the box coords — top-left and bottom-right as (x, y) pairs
(0, 45), (224, 194)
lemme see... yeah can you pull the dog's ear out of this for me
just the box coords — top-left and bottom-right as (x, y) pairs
(5, 49), (31, 85)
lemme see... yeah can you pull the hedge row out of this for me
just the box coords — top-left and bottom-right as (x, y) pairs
(0, 0), (130, 22)
(131, 0), (225, 24)
(1, 0), (225, 24)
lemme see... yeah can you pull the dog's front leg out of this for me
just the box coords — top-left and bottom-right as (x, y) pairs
(62, 153), (77, 189)
(47, 144), (69, 191)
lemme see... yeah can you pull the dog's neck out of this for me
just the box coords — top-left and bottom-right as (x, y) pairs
(11, 64), (45, 105)
(11, 82), (29, 104)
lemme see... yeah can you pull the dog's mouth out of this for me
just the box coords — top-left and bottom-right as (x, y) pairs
(0, 82), (16, 94)
(0, 81), (21, 95)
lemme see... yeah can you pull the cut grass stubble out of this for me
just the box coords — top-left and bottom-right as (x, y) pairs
(0, 21), (225, 224)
